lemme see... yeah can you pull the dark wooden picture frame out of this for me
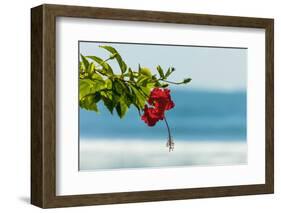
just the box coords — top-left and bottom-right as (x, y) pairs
(31, 4), (274, 208)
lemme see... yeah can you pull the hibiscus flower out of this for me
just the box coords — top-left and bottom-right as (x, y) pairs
(141, 88), (175, 127)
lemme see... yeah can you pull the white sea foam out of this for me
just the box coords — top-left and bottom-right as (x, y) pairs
(80, 139), (247, 171)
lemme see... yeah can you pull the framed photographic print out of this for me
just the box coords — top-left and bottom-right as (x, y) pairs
(31, 4), (274, 208)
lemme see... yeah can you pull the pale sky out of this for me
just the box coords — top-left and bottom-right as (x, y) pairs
(79, 41), (247, 91)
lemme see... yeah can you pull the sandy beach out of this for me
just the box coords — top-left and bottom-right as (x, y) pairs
(80, 139), (247, 171)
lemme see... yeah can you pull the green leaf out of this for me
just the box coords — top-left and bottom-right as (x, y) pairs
(137, 75), (149, 86)
(79, 79), (93, 100)
(80, 94), (100, 112)
(79, 61), (85, 72)
(164, 67), (175, 78)
(91, 73), (103, 81)
(183, 78), (192, 84)
(95, 69), (107, 76)
(140, 85), (153, 97)
(128, 68), (134, 81)
(122, 86), (134, 107)
(130, 85), (147, 109)
(157, 65), (165, 79)
(108, 53), (118, 60)
(139, 66), (152, 77)
(80, 54), (89, 70)
(112, 79), (124, 95)
(115, 97), (128, 118)
(86, 56), (113, 75)
(111, 89), (121, 105)
(100, 46), (127, 73)
(101, 93), (115, 114)
(105, 78), (112, 89)
(79, 78), (105, 100)
(161, 83), (169, 88)
(87, 62), (95, 74)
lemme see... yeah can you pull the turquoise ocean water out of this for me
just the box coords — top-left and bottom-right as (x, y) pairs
(80, 89), (246, 142)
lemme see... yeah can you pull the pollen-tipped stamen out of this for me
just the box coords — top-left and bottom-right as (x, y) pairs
(166, 136), (174, 152)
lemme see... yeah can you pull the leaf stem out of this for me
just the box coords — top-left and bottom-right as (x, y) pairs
(159, 79), (184, 85)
